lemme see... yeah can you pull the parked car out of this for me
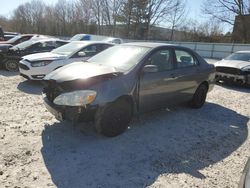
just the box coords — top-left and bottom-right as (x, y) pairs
(0, 34), (50, 66)
(0, 27), (4, 41)
(70, 34), (123, 44)
(238, 158), (250, 188)
(0, 34), (57, 67)
(42, 42), (215, 137)
(3, 31), (20, 41)
(1, 38), (67, 72)
(19, 41), (114, 80)
(0, 34), (48, 46)
(215, 51), (250, 86)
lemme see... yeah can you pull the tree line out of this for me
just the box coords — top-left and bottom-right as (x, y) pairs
(0, 0), (249, 42)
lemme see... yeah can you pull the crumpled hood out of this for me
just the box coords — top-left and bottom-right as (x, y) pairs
(0, 44), (12, 52)
(215, 59), (250, 69)
(23, 52), (67, 62)
(44, 61), (121, 83)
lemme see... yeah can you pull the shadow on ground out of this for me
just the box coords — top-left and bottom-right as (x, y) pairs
(0, 70), (19, 77)
(216, 82), (250, 93)
(41, 103), (249, 188)
(17, 80), (43, 95)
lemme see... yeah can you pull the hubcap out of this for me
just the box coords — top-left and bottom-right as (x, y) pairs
(6, 60), (18, 71)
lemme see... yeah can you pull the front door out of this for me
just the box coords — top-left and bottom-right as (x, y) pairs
(139, 47), (177, 112)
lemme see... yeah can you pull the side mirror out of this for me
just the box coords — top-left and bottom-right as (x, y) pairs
(143, 65), (158, 73)
(78, 51), (86, 57)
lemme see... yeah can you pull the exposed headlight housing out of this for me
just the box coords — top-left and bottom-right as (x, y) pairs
(53, 90), (97, 106)
(31, 60), (52, 67)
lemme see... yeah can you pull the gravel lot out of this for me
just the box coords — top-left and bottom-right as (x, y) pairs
(0, 60), (249, 188)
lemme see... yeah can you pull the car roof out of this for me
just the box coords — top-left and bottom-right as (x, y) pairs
(31, 38), (66, 43)
(69, 41), (115, 45)
(235, 51), (250, 53)
(121, 42), (178, 48)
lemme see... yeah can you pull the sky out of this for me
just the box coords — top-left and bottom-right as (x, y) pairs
(0, 0), (205, 20)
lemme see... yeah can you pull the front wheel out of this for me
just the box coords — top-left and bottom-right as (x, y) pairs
(189, 84), (208, 109)
(5, 59), (19, 72)
(95, 99), (132, 137)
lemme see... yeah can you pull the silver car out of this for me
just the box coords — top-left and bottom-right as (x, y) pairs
(215, 51), (250, 86)
(43, 42), (215, 137)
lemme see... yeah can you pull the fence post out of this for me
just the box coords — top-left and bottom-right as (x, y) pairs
(211, 43), (215, 59)
(231, 43), (235, 53)
(194, 42), (197, 51)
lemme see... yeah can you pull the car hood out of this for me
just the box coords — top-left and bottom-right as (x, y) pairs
(44, 61), (121, 83)
(23, 52), (67, 62)
(215, 59), (250, 69)
(0, 44), (12, 52)
(0, 41), (11, 44)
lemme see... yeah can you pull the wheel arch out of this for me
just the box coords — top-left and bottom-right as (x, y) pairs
(115, 95), (136, 114)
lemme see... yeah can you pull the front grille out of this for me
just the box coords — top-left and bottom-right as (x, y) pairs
(216, 66), (243, 75)
(19, 63), (30, 70)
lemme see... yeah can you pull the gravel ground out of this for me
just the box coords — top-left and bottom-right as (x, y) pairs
(0, 63), (249, 188)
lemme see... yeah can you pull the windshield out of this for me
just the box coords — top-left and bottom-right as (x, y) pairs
(70, 34), (85, 41)
(88, 45), (151, 71)
(13, 40), (34, 50)
(51, 42), (86, 55)
(7, 35), (22, 43)
(225, 53), (250, 62)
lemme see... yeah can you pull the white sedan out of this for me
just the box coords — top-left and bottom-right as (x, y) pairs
(215, 51), (250, 86)
(19, 41), (114, 80)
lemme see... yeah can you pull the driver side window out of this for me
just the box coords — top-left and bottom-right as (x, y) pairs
(147, 49), (173, 72)
(76, 45), (98, 57)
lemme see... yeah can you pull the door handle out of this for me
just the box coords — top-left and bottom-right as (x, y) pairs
(164, 74), (177, 81)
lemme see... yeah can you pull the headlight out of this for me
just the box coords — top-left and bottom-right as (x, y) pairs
(31, 60), (52, 67)
(242, 65), (250, 72)
(53, 90), (97, 106)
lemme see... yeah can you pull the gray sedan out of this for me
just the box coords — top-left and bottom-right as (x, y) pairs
(43, 42), (215, 137)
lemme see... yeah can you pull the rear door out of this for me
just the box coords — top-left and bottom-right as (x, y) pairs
(170, 48), (200, 102)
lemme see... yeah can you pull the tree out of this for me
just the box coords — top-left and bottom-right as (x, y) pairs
(202, 0), (250, 25)
(168, 0), (186, 41)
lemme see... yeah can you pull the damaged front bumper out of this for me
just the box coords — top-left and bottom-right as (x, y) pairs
(42, 93), (97, 122)
(215, 72), (250, 85)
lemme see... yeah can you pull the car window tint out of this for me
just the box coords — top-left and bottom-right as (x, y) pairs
(82, 45), (98, 56)
(147, 49), (173, 72)
(16, 36), (30, 44)
(113, 39), (121, 44)
(101, 44), (112, 51)
(175, 50), (197, 68)
(55, 41), (67, 48)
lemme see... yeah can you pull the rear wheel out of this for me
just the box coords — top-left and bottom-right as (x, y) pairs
(190, 84), (208, 109)
(5, 59), (19, 72)
(95, 99), (132, 137)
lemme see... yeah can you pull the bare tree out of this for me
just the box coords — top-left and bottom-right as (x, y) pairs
(202, 0), (250, 25)
(168, 0), (186, 41)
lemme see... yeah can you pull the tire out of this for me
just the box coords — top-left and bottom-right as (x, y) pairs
(0, 55), (5, 69)
(5, 59), (19, 72)
(190, 84), (208, 109)
(95, 99), (132, 137)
